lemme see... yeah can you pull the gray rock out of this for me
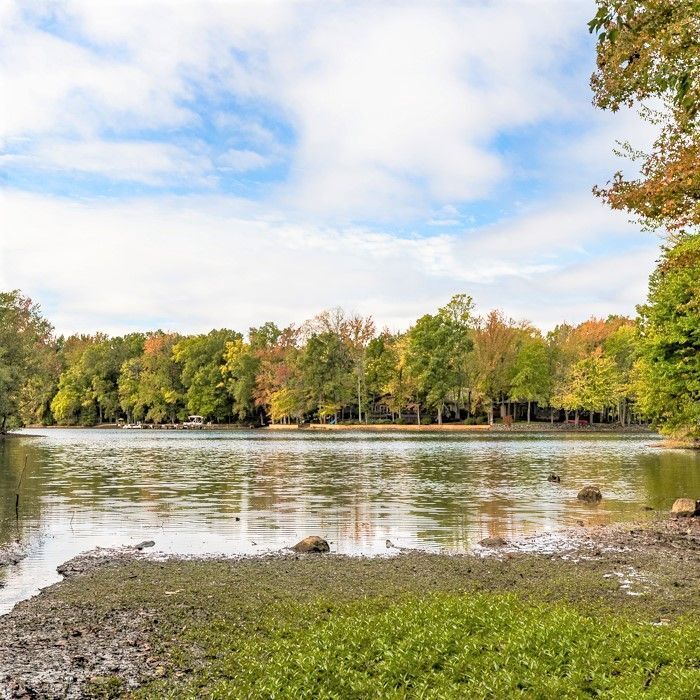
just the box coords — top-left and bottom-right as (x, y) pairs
(577, 486), (602, 503)
(291, 536), (330, 553)
(547, 473), (561, 483)
(134, 540), (155, 551)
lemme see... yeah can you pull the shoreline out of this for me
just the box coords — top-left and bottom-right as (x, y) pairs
(12, 422), (657, 435)
(1, 515), (698, 698)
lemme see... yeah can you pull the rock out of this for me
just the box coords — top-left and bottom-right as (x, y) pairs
(291, 536), (330, 553)
(479, 536), (507, 547)
(547, 473), (561, 483)
(134, 540), (155, 550)
(671, 498), (700, 516)
(577, 486), (602, 503)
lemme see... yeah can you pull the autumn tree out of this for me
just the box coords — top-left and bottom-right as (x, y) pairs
(253, 326), (299, 423)
(590, 0), (700, 236)
(473, 311), (520, 424)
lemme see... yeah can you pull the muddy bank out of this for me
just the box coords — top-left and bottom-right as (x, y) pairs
(1, 516), (698, 699)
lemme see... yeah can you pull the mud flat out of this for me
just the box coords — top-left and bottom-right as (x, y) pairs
(1, 516), (699, 698)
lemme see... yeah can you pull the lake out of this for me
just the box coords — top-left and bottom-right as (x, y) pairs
(1, 428), (699, 614)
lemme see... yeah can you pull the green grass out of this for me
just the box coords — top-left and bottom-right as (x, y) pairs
(137, 593), (700, 699)
(42, 550), (700, 699)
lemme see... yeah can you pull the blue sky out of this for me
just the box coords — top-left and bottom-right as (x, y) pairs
(0, 1), (660, 335)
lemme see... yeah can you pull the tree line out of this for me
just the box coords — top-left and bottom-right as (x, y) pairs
(1, 283), (697, 438)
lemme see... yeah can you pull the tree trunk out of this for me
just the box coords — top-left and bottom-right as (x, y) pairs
(550, 407), (554, 424)
(575, 410), (579, 427)
(357, 375), (362, 423)
(417, 404), (421, 425)
(527, 401), (531, 423)
(437, 404), (443, 425)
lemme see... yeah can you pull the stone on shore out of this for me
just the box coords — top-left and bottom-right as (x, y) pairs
(577, 486), (602, 503)
(671, 498), (700, 516)
(479, 536), (507, 547)
(291, 536), (330, 553)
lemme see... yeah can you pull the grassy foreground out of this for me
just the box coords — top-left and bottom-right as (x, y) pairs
(137, 592), (700, 699)
(1, 526), (682, 699)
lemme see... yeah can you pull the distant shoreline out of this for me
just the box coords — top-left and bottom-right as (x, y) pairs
(11, 422), (658, 436)
(265, 422), (656, 434)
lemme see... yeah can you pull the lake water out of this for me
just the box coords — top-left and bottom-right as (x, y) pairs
(1, 428), (699, 614)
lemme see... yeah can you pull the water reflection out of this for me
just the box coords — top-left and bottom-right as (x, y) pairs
(1, 429), (699, 613)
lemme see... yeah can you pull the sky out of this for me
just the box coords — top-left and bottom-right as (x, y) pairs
(0, 0), (661, 337)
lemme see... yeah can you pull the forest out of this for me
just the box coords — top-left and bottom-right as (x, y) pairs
(1, 231), (698, 439)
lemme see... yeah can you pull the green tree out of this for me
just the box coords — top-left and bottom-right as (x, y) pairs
(509, 333), (551, 422)
(636, 235), (700, 439)
(221, 337), (259, 421)
(0, 291), (54, 431)
(173, 330), (241, 421)
(118, 356), (145, 423)
(559, 349), (621, 424)
(52, 333), (144, 425)
(438, 294), (476, 418)
(298, 331), (353, 422)
(603, 323), (638, 425)
(405, 314), (453, 424)
(137, 332), (184, 424)
(344, 314), (375, 423)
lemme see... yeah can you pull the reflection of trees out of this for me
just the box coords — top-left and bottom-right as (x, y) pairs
(0, 439), (43, 546)
(3, 432), (698, 555)
(639, 450), (700, 509)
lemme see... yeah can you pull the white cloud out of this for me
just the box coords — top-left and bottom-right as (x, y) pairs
(0, 0), (662, 333)
(218, 148), (272, 173)
(10, 139), (213, 185)
(1, 1), (595, 216)
(0, 190), (657, 336)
